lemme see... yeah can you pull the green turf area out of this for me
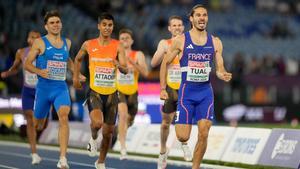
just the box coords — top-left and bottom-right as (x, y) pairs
(0, 134), (25, 142)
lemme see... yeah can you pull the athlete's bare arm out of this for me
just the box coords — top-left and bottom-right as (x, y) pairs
(1, 48), (24, 78)
(73, 41), (88, 89)
(116, 43), (128, 74)
(129, 51), (149, 78)
(25, 38), (48, 78)
(151, 39), (168, 67)
(65, 39), (75, 73)
(160, 35), (183, 100)
(213, 37), (232, 82)
(67, 58), (74, 73)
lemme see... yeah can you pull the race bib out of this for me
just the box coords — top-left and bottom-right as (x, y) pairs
(94, 66), (115, 87)
(117, 69), (134, 85)
(47, 60), (67, 81)
(24, 71), (37, 86)
(186, 61), (211, 82)
(167, 64), (181, 83)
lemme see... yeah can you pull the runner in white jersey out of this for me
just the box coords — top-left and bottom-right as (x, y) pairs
(1, 30), (43, 165)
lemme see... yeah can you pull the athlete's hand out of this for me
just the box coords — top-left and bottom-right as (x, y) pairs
(216, 71), (232, 82)
(1, 71), (8, 78)
(73, 78), (82, 90)
(127, 57), (135, 65)
(160, 89), (169, 100)
(113, 60), (120, 67)
(79, 73), (86, 82)
(38, 69), (49, 79)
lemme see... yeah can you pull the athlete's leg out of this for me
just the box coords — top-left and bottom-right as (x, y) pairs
(33, 88), (51, 131)
(86, 108), (103, 157)
(98, 123), (115, 163)
(126, 93), (138, 127)
(160, 87), (177, 154)
(87, 90), (104, 139)
(22, 87), (38, 154)
(33, 118), (48, 131)
(24, 110), (37, 153)
(175, 124), (192, 143)
(160, 112), (175, 154)
(192, 119), (212, 169)
(90, 109), (103, 139)
(192, 87), (214, 168)
(174, 90), (193, 143)
(118, 102), (128, 151)
(86, 90), (104, 157)
(56, 106), (70, 158)
(52, 87), (71, 169)
(96, 92), (118, 166)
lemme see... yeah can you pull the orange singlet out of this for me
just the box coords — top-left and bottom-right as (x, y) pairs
(86, 38), (119, 95)
(166, 39), (181, 90)
(116, 51), (139, 95)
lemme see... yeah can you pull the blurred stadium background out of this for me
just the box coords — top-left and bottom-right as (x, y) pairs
(0, 0), (300, 168)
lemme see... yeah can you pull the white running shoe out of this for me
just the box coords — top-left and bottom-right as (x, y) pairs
(57, 156), (69, 169)
(95, 160), (106, 169)
(87, 137), (98, 157)
(157, 150), (169, 169)
(181, 144), (193, 161)
(31, 153), (42, 165)
(119, 148), (127, 160)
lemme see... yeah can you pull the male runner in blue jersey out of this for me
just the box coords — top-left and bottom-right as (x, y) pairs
(25, 10), (84, 169)
(160, 4), (232, 169)
(1, 30), (42, 165)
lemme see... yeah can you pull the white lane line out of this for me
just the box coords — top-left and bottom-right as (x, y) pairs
(0, 151), (116, 169)
(0, 141), (243, 169)
(0, 164), (19, 169)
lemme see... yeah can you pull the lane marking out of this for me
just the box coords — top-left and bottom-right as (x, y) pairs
(0, 141), (243, 169)
(0, 151), (116, 169)
(0, 164), (19, 169)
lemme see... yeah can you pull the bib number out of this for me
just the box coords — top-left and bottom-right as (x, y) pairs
(24, 71), (37, 86)
(167, 65), (181, 83)
(117, 69), (134, 85)
(47, 60), (67, 81)
(186, 61), (211, 82)
(94, 67), (115, 87)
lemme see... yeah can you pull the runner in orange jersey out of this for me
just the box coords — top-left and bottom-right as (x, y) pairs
(73, 13), (127, 169)
(151, 16), (192, 169)
(116, 28), (149, 160)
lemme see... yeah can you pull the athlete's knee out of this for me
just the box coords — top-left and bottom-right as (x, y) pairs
(161, 116), (172, 129)
(161, 121), (171, 131)
(118, 111), (127, 121)
(58, 107), (70, 122)
(25, 112), (34, 125)
(58, 113), (69, 124)
(176, 130), (190, 142)
(198, 121), (211, 141)
(198, 130), (209, 142)
(91, 119), (103, 129)
(24, 111), (33, 119)
(34, 119), (45, 131)
(177, 135), (190, 143)
(102, 127), (114, 139)
(33, 120), (39, 129)
(176, 129), (190, 142)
